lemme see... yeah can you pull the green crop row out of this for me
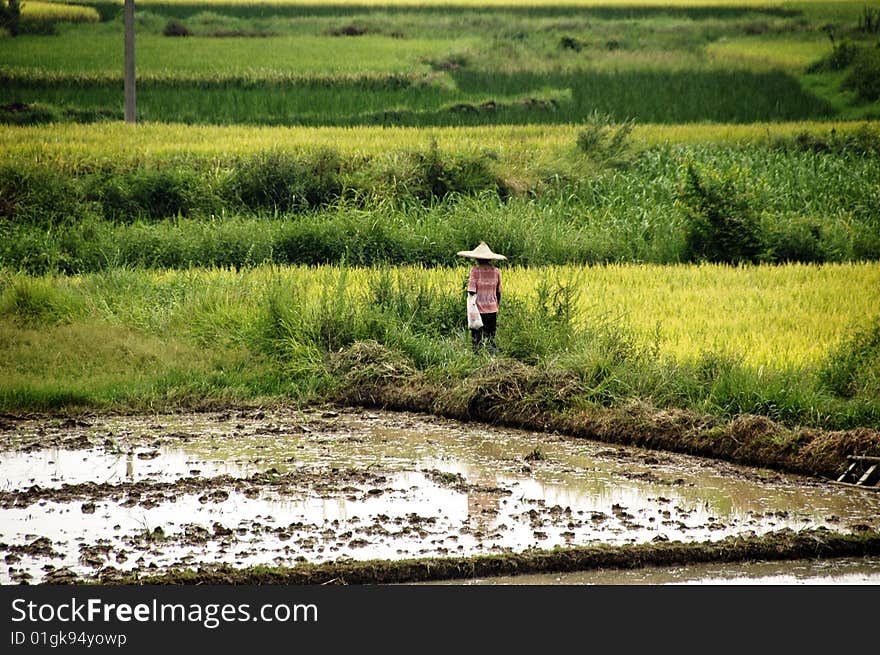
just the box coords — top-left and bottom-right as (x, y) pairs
(1, 67), (843, 126)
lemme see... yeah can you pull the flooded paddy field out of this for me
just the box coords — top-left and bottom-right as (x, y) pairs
(435, 556), (880, 585)
(1, 407), (879, 585)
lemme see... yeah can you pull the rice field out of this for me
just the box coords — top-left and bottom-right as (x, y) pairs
(3, 262), (876, 368)
(1, 119), (873, 165)
(2, 260), (878, 423)
(705, 35), (834, 70)
(21, 2), (100, 23)
(3, 0), (876, 124)
(0, 32), (463, 77)
(1, 0), (878, 424)
(529, 262), (879, 367)
(0, 67), (835, 126)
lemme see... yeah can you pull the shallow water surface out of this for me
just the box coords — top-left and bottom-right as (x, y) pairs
(436, 556), (880, 585)
(1, 407), (878, 584)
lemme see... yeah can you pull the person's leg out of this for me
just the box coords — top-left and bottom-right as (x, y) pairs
(481, 313), (497, 354)
(471, 327), (482, 352)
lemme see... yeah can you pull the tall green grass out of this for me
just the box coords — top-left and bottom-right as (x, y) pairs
(2, 139), (877, 272)
(1, 263), (877, 428)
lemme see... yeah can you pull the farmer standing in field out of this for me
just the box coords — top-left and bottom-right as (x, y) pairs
(457, 241), (506, 355)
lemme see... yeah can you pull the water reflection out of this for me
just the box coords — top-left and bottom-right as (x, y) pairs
(437, 557), (880, 585)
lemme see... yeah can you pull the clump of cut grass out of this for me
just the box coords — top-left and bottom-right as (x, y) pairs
(326, 340), (438, 409)
(327, 339), (416, 385)
(163, 19), (193, 37)
(435, 356), (589, 423)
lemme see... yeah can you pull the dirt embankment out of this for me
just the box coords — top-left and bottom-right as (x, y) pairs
(328, 345), (880, 482)
(87, 528), (880, 585)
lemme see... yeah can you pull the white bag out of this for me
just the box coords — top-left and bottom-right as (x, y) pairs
(467, 294), (483, 330)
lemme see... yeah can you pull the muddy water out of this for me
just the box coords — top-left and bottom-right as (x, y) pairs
(2, 407), (879, 584)
(436, 556), (880, 585)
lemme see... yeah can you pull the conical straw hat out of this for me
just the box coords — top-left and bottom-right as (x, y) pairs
(456, 241), (507, 260)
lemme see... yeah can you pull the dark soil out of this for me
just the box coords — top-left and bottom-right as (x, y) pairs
(0, 468), (391, 509)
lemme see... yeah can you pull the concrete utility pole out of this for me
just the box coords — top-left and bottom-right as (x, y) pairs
(124, 0), (136, 123)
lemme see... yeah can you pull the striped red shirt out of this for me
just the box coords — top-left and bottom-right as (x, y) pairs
(467, 265), (502, 313)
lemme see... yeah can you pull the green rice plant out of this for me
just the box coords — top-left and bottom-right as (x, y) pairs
(772, 122), (880, 155)
(676, 161), (765, 264)
(694, 359), (829, 425)
(576, 110), (635, 167)
(498, 276), (583, 364)
(368, 141), (501, 202)
(816, 42), (862, 72)
(0, 163), (83, 226)
(124, 167), (209, 219)
(367, 268), (461, 338)
(820, 315), (880, 399)
(223, 149), (343, 214)
(261, 267), (364, 356)
(844, 45), (880, 101)
(162, 18), (192, 36)
(761, 215), (828, 264)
